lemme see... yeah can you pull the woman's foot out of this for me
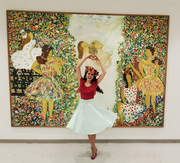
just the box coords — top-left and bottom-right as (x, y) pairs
(39, 112), (46, 120)
(143, 109), (150, 118)
(91, 146), (97, 160)
(50, 115), (58, 120)
(152, 109), (156, 119)
(120, 122), (125, 126)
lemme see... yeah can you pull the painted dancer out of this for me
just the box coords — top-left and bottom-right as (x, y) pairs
(127, 46), (164, 118)
(25, 45), (65, 120)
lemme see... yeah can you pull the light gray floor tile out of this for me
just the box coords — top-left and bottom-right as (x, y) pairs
(0, 143), (179, 163)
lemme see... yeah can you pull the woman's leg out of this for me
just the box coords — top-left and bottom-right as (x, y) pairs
(49, 100), (54, 117)
(144, 94), (151, 118)
(117, 102), (124, 125)
(88, 135), (97, 157)
(49, 100), (58, 119)
(145, 94), (150, 109)
(42, 99), (47, 119)
(151, 94), (156, 118)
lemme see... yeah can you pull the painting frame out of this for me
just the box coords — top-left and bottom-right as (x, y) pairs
(7, 10), (169, 127)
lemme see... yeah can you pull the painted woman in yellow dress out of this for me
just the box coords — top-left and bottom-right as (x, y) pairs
(127, 46), (164, 118)
(25, 45), (65, 120)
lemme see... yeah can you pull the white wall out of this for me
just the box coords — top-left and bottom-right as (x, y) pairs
(0, 0), (180, 140)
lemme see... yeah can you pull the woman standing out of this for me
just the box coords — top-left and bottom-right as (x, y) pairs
(25, 45), (64, 120)
(138, 46), (164, 118)
(66, 54), (117, 160)
(128, 46), (164, 118)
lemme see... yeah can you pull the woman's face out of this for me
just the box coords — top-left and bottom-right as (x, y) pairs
(86, 71), (94, 81)
(48, 50), (52, 57)
(28, 32), (33, 40)
(146, 49), (152, 57)
(21, 31), (27, 38)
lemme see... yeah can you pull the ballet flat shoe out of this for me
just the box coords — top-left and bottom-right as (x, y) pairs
(91, 152), (97, 160)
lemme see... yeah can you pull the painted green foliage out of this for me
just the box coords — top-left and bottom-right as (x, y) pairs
(113, 16), (168, 126)
(8, 12), (168, 127)
(8, 11), (79, 126)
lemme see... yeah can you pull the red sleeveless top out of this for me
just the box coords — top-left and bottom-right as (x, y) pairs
(77, 78), (98, 100)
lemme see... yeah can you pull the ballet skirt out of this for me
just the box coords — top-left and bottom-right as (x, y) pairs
(25, 61), (63, 100)
(121, 85), (143, 123)
(138, 63), (164, 96)
(11, 40), (41, 69)
(66, 78), (117, 135)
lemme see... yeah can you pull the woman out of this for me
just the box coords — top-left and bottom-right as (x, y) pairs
(19, 29), (32, 50)
(25, 45), (65, 120)
(66, 54), (117, 160)
(11, 29), (42, 69)
(127, 46), (164, 118)
(117, 69), (144, 125)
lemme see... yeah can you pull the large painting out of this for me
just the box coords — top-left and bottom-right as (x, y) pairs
(7, 10), (169, 127)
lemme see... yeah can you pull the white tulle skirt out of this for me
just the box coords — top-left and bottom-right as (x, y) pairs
(66, 99), (117, 135)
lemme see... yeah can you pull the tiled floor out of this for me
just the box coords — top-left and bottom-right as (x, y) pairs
(0, 143), (179, 163)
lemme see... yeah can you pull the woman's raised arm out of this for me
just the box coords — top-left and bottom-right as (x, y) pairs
(95, 56), (106, 84)
(76, 54), (94, 83)
(126, 64), (142, 79)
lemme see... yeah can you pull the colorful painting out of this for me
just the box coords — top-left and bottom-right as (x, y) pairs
(7, 10), (169, 127)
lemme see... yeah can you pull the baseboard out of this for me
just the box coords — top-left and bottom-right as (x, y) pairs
(0, 139), (180, 143)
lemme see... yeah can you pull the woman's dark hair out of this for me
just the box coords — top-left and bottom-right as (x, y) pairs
(36, 45), (53, 64)
(146, 46), (155, 55)
(83, 71), (104, 94)
(146, 46), (163, 65)
(123, 71), (132, 88)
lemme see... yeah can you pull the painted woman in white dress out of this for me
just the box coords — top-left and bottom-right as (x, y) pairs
(11, 29), (42, 69)
(117, 69), (144, 125)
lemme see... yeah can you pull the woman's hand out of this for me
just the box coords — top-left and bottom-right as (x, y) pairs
(76, 54), (94, 83)
(92, 55), (100, 62)
(86, 54), (96, 60)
